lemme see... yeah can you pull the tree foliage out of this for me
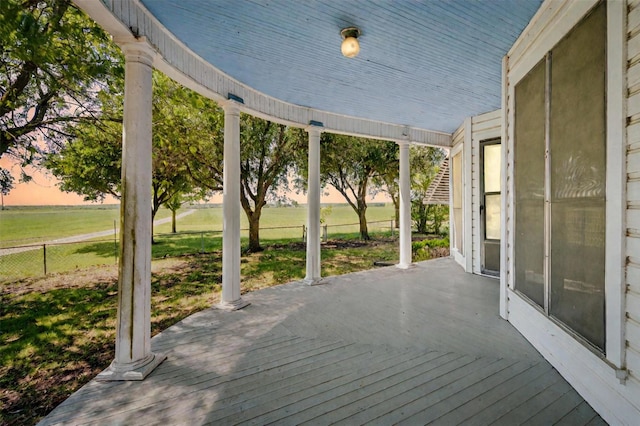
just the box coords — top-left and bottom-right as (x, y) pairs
(44, 88), (122, 201)
(45, 72), (222, 230)
(410, 146), (448, 235)
(240, 115), (304, 252)
(0, 168), (14, 196)
(0, 0), (122, 171)
(320, 134), (398, 240)
(0, 167), (14, 210)
(373, 151), (400, 228)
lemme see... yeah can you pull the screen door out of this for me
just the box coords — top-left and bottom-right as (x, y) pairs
(481, 139), (501, 275)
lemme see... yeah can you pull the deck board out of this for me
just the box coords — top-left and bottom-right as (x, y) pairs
(39, 258), (605, 425)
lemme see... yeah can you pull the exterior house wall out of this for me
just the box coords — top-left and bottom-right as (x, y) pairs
(470, 110), (502, 275)
(626, 0), (640, 398)
(501, 0), (640, 423)
(450, 123), (468, 270)
(451, 109), (501, 276)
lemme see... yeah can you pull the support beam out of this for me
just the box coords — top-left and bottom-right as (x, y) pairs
(397, 141), (412, 269)
(219, 102), (249, 310)
(97, 39), (165, 381)
(305, 127), (322, 284)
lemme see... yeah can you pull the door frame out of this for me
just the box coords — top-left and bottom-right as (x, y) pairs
(480, 138), (501, 276)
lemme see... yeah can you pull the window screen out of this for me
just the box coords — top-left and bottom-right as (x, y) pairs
(514, 59), (546, 308)
(513, 2), (606, 352)
(549, 2), (606, 351)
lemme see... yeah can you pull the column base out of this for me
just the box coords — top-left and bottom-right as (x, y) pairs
(216, 298), (250, 311)
(396, 263), (415, 270)
(304, 277), (323, 286)
(96, 352), (166, 382)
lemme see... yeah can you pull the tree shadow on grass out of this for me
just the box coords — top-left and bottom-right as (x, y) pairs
(152, 234), (223, 259)
(242, 245), (306, 284)
(73, 241), (118, 258)
(0, 281), (118, 425)
(0, 254), (223, 425)
(72, 234), (224, 261)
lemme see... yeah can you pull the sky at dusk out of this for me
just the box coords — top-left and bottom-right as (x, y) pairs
(0, 156), (115, 206)
(0, 156), (388, 207)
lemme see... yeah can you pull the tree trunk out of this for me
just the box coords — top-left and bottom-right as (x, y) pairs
(171, 209), (177, 233)
(248, 212), (263, 252)
(416, 203), (428, 234)
(151, 206), (159, 244)
(393, 195), (400, 228)
(358, 208), (370, 240)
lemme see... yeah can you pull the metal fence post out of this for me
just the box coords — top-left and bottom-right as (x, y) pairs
(391, 220), (394, 237)
(43, 244), (47, 276)
(201, 232), (204, 254)
(302, 225), (306, 242)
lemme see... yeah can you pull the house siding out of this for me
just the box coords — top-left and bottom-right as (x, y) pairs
(503, 0), (640, 423)
(450, 123), (466, 269)
(470, 110), (502, 275)
(627, 0), (640, 390)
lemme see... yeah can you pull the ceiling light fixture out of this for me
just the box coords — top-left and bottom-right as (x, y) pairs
(340, 27), (361, 58)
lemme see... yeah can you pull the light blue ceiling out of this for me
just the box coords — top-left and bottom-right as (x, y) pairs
(140, 0), (543, 134)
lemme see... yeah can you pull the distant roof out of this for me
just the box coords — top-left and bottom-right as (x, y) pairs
(424, 157), (450, 205)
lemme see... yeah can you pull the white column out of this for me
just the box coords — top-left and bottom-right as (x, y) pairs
(97, 39), (165, 381)
(219, 102), (249, 310)
(305, 127), (322, 284)
(397, 141), (412, 269)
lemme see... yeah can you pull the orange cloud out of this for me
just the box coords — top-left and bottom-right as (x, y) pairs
(0, 157), (118, 206)
(0, 156), (388, 207)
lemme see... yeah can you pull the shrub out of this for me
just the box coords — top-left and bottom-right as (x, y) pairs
(412, 237), (450, 262)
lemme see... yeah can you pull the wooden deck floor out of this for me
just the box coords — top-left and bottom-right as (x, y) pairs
(40, 258), (606, 425)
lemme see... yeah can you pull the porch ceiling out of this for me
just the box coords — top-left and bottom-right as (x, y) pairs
(137, 0), (542, 134)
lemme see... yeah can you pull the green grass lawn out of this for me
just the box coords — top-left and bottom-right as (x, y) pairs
(154, 203), (396, 236)
(0, 205), (171, 247)
(1, 204), (394, 245)
(1, 204), (397, 281)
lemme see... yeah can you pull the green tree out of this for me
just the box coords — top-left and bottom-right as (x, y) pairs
(165, 193), (189, 234)
(0, 0), (122, 167)
(321, 134), (398, 240)
(410, 146), (448, 235)
(45, 72), (219, 236)
(240, 115), (304, 252)
(374, 156), (400, 228)
(0, 168), (14, 210)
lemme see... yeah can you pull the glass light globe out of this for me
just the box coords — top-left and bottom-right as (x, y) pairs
(341, 37), (360, 58)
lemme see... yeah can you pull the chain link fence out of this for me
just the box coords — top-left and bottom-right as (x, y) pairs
(0, 220), (397, 283)
(0, 239), (119, 282)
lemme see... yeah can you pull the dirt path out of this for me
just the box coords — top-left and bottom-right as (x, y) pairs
(0, 209), (196, 256)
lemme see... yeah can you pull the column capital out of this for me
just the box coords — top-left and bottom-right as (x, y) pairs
(115, 36), (155, 66)
(222, 100), (242, 115)
(306, 127), (323, 137)
(396, 140), (412, 148)
(305, 120), (324, 135)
